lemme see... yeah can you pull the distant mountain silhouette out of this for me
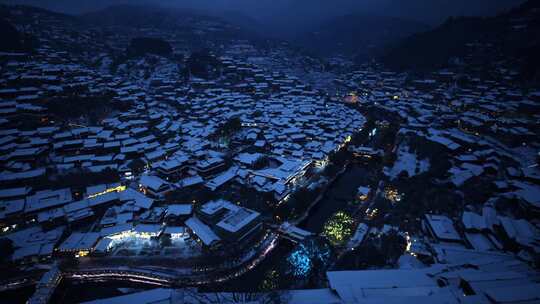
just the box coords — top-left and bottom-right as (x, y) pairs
(0, 8), (41, 53)
(79, 4), (263, 44)
(79, 4), (219, 28)
(0, 17), (23, 51)
(295, 14), (428, 58)
(381, 0), (540, 77)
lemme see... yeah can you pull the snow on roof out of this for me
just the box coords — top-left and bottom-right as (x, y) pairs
(397, 253), (425, 270)
(272, 182), (287, 195)
(25, 188), (73, 213)
(432, 243), (512, 265)
(462, 211), (487, 231)
(253, 158), (310, 184)
(86, 184), (107, 196)
(327, 269), (438, 303)
(88, 191), (120, 207)
(0, 186), (31, 199)
(120, 189), (153, 209)
(164, 226), (186, 235)
(59, 232), (100, 251)
(185, 216), (220, 246)
(167, 204), (193, 216)
(199, 199), (238, 216)
(347, 223), (369, 249)
(464, 233), (495, 251)
(133, 224), (163, 235)
(100, 224), (133, 237)
(0, 198), (25, 218)
(279, 222), (313, 240)
(482, 204), (499, 232)
(234, 152), (262, 165)
(94, 237), (113, 253)
(252, 175), (267, 187)
(145, 149), (165, 161)
(80, 288), (172, 304)
(427, 134), (460, 151)
(12, 244), (41, 260)
(498, 216), (539, 248)
(6, 226), (64, 251)
(205, 167), (238, 191)
(37, 207), (65, 222)
(0, 168), (46, 182)
(179, 175), (204, 188)
(154, 156), (189, 171)
(254, 140), (266, 147)
(216, 207), (260, 233)
(197, 156), (224, 170)
(77, 232), (100, 250)
(511, 181), (540, 208)
(357, 186), (370, 196)
(448, 164), (483, 187)
(287, 289), (342, 304)
(139, 175), (168, 191)
(483, 283), (540, 303)
(62, 200), (86, 214)
(425, 214), (461, 241)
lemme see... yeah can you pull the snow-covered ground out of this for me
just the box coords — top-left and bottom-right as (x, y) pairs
(385, 145), (430, 180)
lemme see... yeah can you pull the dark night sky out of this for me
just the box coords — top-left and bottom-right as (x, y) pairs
(0, 0), (528, 27)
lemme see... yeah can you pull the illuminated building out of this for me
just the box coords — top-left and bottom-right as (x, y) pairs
(133, 224), (163, 239)
(196, 199), (262, 243)
(87, 185), (126, 199)
(139, 175), (172, 198)
(57, 232), (100, 256)
(357, 186), (371, 201)
(384, 187), (403, 204)
(163, 226), (188, 240)
(343, 92), (359, 104)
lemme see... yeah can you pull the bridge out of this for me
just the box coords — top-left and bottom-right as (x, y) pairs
(27, 265), (62, 304)
(19, 233), (281, 303)
(64, 267), (175, 286)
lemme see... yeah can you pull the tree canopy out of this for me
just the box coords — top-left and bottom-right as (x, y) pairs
(186, 49), (222, 79)
(127, 37), (173, 57)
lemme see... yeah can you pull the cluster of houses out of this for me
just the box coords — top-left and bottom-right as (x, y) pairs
(75, 247), (540, 303)
(0, 14), (365, 268)
(1, 189), (264, 262)
(2, 4), (539, 303)
(336, 58), (540, 264)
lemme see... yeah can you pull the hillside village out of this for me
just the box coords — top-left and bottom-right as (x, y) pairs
(0, 3), (539, 304)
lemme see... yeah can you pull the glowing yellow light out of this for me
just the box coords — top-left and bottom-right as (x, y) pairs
(323, 211), (354, 246)
(344, 92), (359, 104)
(384, 187), (402, 204)
(87, 185), (127, 199)
(76, 250), (89, 258)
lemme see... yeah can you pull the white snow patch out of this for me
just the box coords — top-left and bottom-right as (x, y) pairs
(385, 145), (430, 180)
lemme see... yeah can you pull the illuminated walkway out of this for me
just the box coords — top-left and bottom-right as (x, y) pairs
(64, 233), (279, 288)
